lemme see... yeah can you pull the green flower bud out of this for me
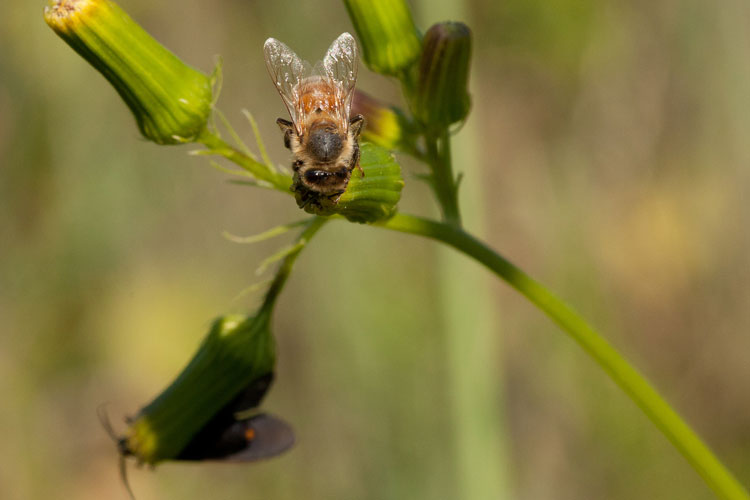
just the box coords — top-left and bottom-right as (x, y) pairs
(351, 90), (418, 153)
(294, 142), (404, 224)
(343, 0), (422, 76)
(123, 313), (275, 464)
(413, 22), (472, 132)
(44, 0), (213, 144)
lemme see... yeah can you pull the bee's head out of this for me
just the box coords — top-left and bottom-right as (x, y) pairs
(306, 121), (344, 162)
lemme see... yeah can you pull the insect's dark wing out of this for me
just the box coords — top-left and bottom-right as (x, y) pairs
(175, 373), (294, 462)
(176, 412), (295, 462)
(222, 414), (295, 462)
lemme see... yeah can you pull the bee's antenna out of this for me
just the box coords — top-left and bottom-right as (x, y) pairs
(97, 403), (137, 500)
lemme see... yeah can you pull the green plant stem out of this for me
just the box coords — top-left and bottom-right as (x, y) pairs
(261, 216), (328, 310)
(425, 130), (461, 225)
(198, 128), (291, 192)
(373, 212), (750, 500)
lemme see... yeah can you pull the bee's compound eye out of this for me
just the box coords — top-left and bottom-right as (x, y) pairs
(335, 167), (349, 178)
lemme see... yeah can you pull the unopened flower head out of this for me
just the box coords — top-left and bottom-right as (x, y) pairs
(123, 313), (276, 464)
(45, 0), (213, 144)
(294, 143), (404, 224)
(343, 0), (422, 76)
(351, 91), (417, 153)
(414, 22), (472, 132)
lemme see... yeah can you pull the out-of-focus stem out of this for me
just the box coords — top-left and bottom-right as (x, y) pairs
(414, 12), (508, 489)
(418, 93), (509, 499)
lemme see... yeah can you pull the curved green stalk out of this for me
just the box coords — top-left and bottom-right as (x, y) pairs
(261, 216), (328, 309)
(373, 212), (750, 500)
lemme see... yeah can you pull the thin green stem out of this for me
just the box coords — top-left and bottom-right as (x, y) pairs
(261, 216), (328, 311)
(425, 130), (461, 226)
(373, 212), (750, 500)
(198, 128), (292, 192)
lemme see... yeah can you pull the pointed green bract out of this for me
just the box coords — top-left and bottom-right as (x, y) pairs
(44, 0), (212, 144)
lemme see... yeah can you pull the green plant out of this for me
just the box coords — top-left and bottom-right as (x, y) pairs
(44, 0), (749, 498)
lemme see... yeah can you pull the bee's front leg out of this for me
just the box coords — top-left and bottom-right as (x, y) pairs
(328, 190), (346, 204)
(350, 141), (363, 177)
(349, 115), (365, 177)
(276, 118), (295, 150)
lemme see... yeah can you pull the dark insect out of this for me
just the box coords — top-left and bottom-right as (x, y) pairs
(100, 373), (294, 499)
(175, 373), (294, 462)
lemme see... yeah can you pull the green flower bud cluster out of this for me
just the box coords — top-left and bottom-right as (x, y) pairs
(343, 1), (472, 133)
(44, 0), (213, 144)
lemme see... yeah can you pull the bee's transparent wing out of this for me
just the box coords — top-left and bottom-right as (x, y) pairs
(264, 38), (308, 132)
(323, 32), (359, 129)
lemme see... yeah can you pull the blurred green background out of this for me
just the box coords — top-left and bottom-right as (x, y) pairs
(2, 0), (750, 498)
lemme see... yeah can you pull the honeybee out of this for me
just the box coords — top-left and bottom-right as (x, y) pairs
(263, 32), (365, 209)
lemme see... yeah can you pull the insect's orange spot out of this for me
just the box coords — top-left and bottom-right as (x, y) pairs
(244, 428), (256, 441)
